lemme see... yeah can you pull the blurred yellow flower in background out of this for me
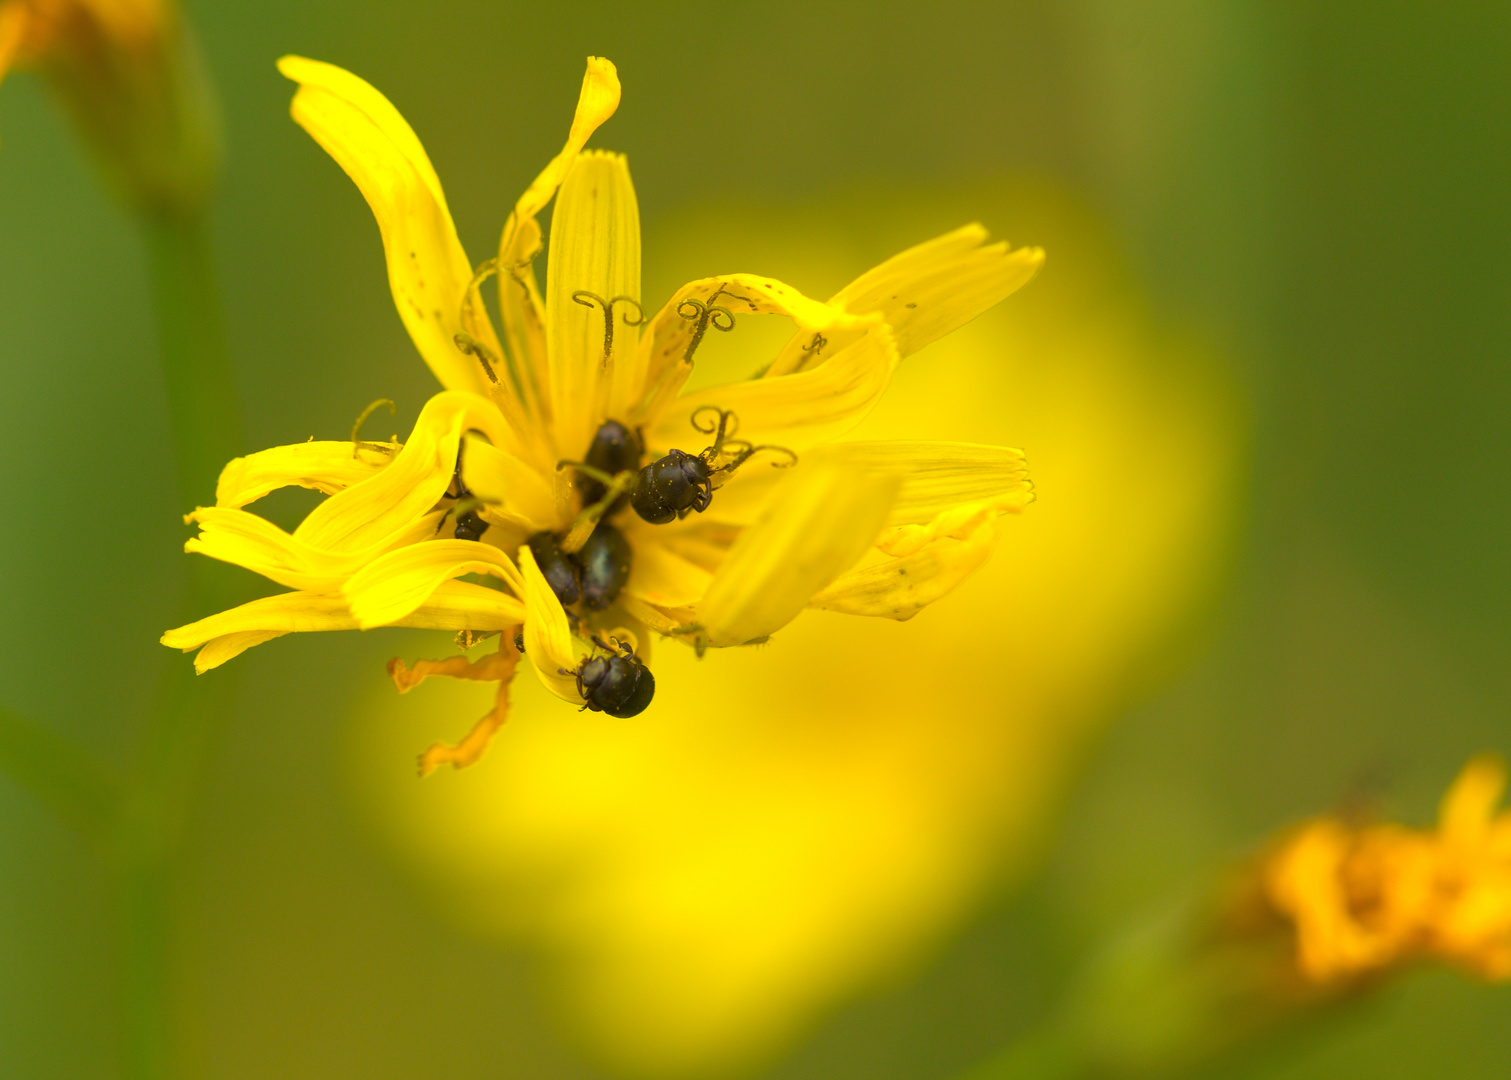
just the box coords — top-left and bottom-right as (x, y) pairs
(1266, 754), (1511, 983)
(0, 0), (216, 213)
(358, 181), (1244, 1075)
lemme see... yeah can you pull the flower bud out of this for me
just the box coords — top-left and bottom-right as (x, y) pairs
(0, 0), (219, 216)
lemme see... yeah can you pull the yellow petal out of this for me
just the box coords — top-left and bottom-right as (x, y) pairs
(624, 536), (714, 609)
(546, 150), (641, 458)
(277, 56), (499, 395)
(295, 391), (501, 552)
(214, 440), (393, 508)
(511, 57), (621, 226)
(828, 441), (1033, 527)
(1440, 755), (1508, 848)
(649, 323), (899, 458)
(1265, 820), (1377, 980)
(629, 274), (873, 426)
(458, 433), (556, 532)
(194, 631), (285, 673)
(498, 57), (622, 424)
(696, 452), (901, 647)
(808, 504), (999, 620)
(344, 539), (524, 629)
(186, 505), (442, 592)
(161, 580), (524, 672)
(765, 225), (1044, 377)
(519, 544), (584, 703)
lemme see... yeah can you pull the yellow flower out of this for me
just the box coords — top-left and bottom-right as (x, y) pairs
(162, 56), (1043, 772)
(1265, 754), (1511, 982)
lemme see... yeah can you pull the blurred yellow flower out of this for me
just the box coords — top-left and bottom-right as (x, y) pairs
(0, 0), (158, 68)
(358, 180), (1243, 1075)
(163, 56), (1043, 773)
(0, 0), (215, 212)
(1266, 754), (1511, 983)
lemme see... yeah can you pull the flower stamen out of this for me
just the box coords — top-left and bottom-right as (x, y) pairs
(350, 397), (396, 457)
(792, 331), (827, 372)
(453, 331), (500, 383)
(555, 460), (637, 552)
(676, 298), (737, 362)
(572, 290), (646, 365)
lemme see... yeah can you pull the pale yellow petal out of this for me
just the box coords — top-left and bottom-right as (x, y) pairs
(828, 441), (1033, 527)
(277, 56), (500, 395)
(511, 57), (621, 224)
(628, 274), (873, 426)
(695, 453), (901, 647)
(161, 580), (524, 671)
(214, 440), (393, 508)
(546, 150), (641, 458)
(649, 323), (899, 459)
(1440, 755), (1508, 848)
(519, 545), (584, 703)
(186, 505), (443, 592)
(194, 631), (286, 672)
(458, 433), (556, 532)
(498, 57), (622, 425)
(623, 536), (713, 609)
(294, 391), (503, 552)
(809, 505), (1000, 620)
(765, 225), (1044, 377)
(344, 539), (524, 629)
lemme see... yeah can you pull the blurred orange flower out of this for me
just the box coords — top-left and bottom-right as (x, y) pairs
(1266, 755), (1511, 982)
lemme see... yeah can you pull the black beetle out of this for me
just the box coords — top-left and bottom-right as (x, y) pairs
(450, 438), (490, 541)
(569, 638), (655, 718)
(630, 406), (796, 524)
(525, 522), (632, 611)
(454, 508), (488, 541)
(577, 420), (644, 512)
(526, 531), (580, 606)
(630, 449), (713, 524)
(576, 520), (632, 610)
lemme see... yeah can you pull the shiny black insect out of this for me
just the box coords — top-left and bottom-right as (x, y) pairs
(631, 449), (714, 524)
(577, 420), (643, 512)
(568, 637), (655, 718)
(525, 520), (632, 611)
(526, 531), (580, 606)
(576, 520), (632, 610)
(449, 443), (489, 541)
(630, 406), (796, 525)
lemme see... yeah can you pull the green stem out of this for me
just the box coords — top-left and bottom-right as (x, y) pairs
(110, 209), (244, 1080)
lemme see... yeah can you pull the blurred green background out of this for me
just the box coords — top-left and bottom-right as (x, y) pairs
(2, 1), (1508, 1078)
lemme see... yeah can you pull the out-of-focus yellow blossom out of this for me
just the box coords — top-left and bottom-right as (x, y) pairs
(358, 181), (1244, 1076)
(163, 57), (1042, 774)
(0, 0), (216, 213)
(1266, 754), (1511, 983)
